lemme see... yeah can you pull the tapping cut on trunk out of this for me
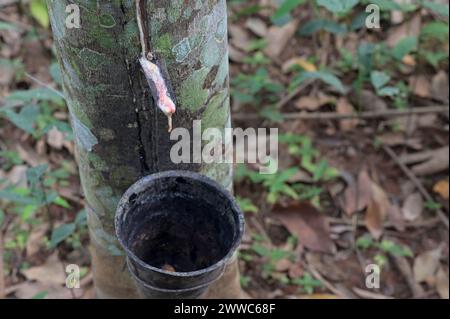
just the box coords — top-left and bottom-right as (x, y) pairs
(136, 0), (176, 133)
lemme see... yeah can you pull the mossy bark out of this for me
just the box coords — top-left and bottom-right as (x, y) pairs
(47, 0), (240, 299)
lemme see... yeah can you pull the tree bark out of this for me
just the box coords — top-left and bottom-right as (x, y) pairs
(47, 0), (240, 299)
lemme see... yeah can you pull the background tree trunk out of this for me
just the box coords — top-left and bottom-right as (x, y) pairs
(47, 0), (241, 299)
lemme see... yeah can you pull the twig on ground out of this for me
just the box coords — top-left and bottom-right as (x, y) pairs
(234, 105), (449, 121)
(305, 263), (353, 299)
(275, 80), (314, 110)
(328, 216), (441, 229)
(383, 146), (449, 229)
(399, 146), (449, 176)
(390, 255), (425, 298)
(352, 287), (394, 299)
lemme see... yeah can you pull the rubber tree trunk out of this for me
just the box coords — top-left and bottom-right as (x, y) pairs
(47, 0), (241, 299)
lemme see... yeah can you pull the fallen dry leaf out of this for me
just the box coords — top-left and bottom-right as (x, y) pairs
(0, 26), (22, 59)
(436, 267), (449, 299)
(387, 13), (421, 47)
(295, 93), (334, 111)
(274, 202), (335, 253)
(22, 253), (66, 286)
(377, 132), (422, 150)
(391, 255), (425, 298)
(413, 246), (443, 284)
(365, 182), (390, 239)
(431, 71), (449, 103)
(288, 263), (304, 279)
(7, 165), (28, 188)
(411, 146), (449, 176)
(283, 57), (317, 73)
(16, 145), (47, 167)
(402, 192), (424, 222)
(409, 75), (431, 98)
(245, 18), (268, 37)
(336, 98), (359, 131)
(402, 54), (416, 67)
(275, 259), (293, 272)
(417, 114), (438, 128)
(343, 170), (373, 216)
(264, 20), (299, 59)
(287, 169), (313, 184)
(47, 127), (65, 150)
(433, 180), (449, 200)
(387, 204), (406, 232)
(390, 0), (413, 24)
(305, 253), (345, 281)
(229, 45), (245, 63)
(8, 281), (73, 299)
(26, 224), (49, 258)
(0, 62), (14, 86)
(229, 25), (252, 51)
(400, 147), (450, 176)
(352, 90), (388, 112)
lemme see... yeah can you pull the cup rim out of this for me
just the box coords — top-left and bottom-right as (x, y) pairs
(115, 170), (245, 279)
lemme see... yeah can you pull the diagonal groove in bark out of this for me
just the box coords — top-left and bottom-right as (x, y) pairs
(118, 3), (150, 175)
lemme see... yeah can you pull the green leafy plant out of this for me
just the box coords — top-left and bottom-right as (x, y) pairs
(353, 42), (376, 94)
(30, 0), (49, 28)
(240, 275), (252, 288)
(0, 209), (4, 228)
(242, 52), (271, 66)
(357, 235), (413, 267)
(421, 0), (449, 18)
(0, 165), (70, 224)
(50, 210), (87, 248)
(316, 0), (360, 15)
(299, 19), (348, 35)
(236, 197), (259, 214)
(0, 21), (18, 30)
(370, 71), (399, 97)
(290, 71), (346, 94)
(272, 0), (306, 21)
(392, 36), (418, 61)
(246, 39), (268, 52)
(364, 0), (416, 11)
(0, 151), (23, 171)
(280, 134), (339, 182)
(237, 164), (300, 204)
(424, 200), (442, 211)
(232, 68), (284, 105)
(31, 291), (48, 299)
(1, 87), (71, 141)
(251, 243), (294, 279)
(292, 273), (324, 294)
(419, 21), (449, 68)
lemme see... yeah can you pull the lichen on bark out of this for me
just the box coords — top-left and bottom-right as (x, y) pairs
(48, 0), (240, 298)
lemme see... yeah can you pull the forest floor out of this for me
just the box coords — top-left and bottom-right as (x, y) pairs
(0, 0), (449, 299)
